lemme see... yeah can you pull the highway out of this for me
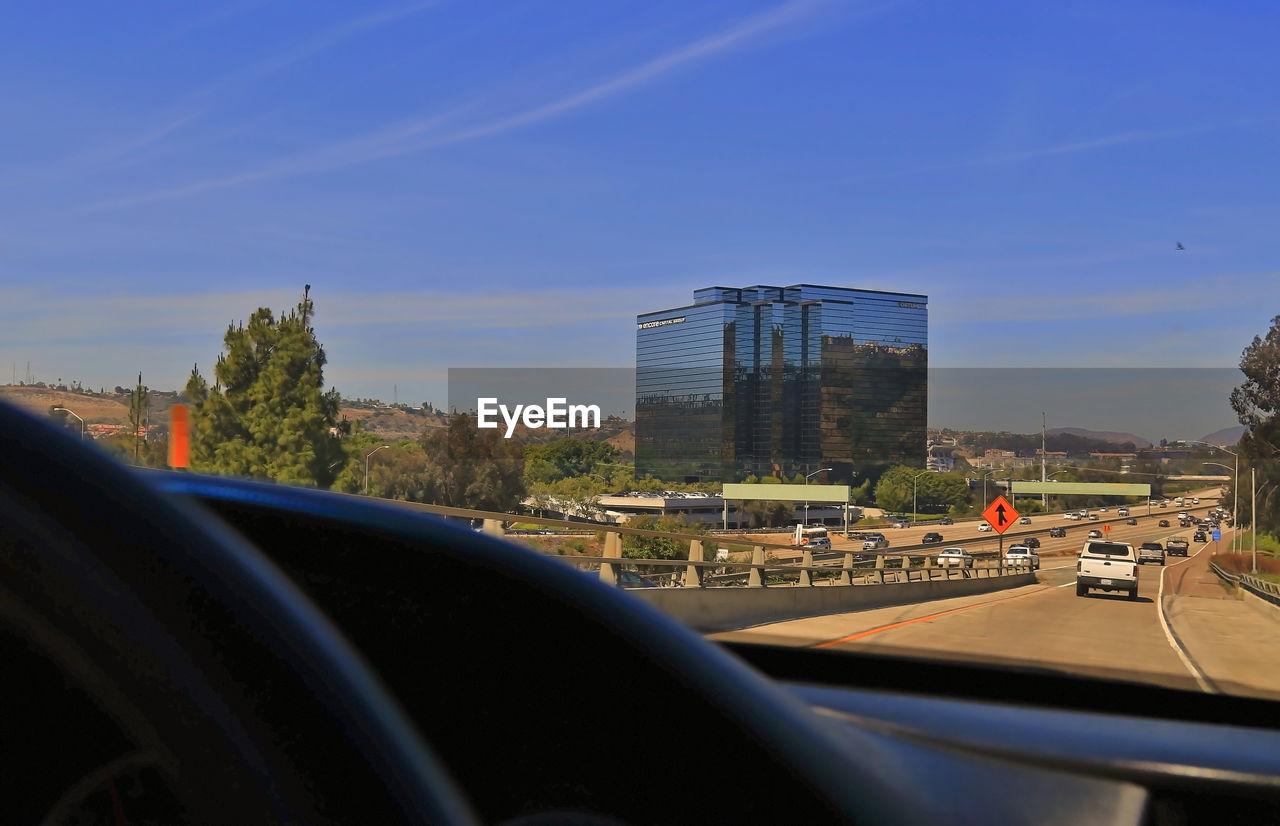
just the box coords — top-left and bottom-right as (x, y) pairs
(712, 495), (1280, 702)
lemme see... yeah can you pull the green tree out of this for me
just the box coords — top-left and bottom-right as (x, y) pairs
(523, 438), (620, 484)
(1231, 315), (1280, 534)
(126, 372), (149, 465)
(874, 466), (970, 514)
(184, 286), (344, 487)
(416, 413), (526, 512)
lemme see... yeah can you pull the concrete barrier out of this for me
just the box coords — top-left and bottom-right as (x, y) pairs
(627, 572), (1036, 632)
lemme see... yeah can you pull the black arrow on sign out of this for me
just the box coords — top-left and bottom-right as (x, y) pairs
(995, 504), (1008, 526)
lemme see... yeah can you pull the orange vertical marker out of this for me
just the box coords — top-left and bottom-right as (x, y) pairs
(169, 404), (190, 469)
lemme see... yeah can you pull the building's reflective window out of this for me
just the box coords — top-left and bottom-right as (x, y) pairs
(636, 285), (927, 483)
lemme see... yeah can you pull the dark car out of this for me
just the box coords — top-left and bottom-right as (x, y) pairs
(1194, 530), (1208, 542)
(1049, 526), (1067, 538)
(921, 532), (944, 544)
(1022, 536), (1040, 549)
(938, 517), (954, 526)
(616, 569), (659, 588)
(1126, 518), (1138, 525)
(1159, 519), (1170, 527)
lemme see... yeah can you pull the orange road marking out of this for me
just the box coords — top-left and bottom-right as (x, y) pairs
(813, 585), (1049, 649)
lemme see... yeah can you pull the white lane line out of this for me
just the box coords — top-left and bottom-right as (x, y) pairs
(1156, 539), (1218, 694)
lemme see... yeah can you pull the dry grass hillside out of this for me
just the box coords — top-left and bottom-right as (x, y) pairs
(0, 386), (132, 422)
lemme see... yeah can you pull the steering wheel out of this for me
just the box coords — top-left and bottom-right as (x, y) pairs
(0, 403), (479, 824)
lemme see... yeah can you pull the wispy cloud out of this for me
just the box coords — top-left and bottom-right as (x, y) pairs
(191, 1), (441, 100)
(84, 0), (840, 211)
(840, 116), (1271, 186)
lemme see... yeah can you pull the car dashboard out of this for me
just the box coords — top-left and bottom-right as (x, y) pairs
(3, 442), (1279, 824)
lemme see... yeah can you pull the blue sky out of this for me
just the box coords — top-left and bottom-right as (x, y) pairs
(2, 0), (1277, 435)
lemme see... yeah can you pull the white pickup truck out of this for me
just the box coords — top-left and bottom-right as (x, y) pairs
(1076, 540), (1139, 600)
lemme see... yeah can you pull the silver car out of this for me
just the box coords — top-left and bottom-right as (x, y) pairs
(937, 547), (974, 568)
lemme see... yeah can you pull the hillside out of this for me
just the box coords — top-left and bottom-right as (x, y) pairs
(1198, 425), (1246, 446)
(1046, 426), (1152, 448)
(0, 386), (132, 423)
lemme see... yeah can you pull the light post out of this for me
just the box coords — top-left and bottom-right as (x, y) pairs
(911, 470), (931, 525)
(1045, 469), (1071, 513)
(1202, 462), (1235, 554)
(1251, 468), (1257, 574)
(1182, 441), (1239, 554)
(804, 467), (833, 526)
(53, 406), (84, 440)
(364, 445), (390, 494)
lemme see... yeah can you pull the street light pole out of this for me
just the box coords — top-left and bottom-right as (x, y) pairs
(911, 470), (931, 525)
(804, 467), (833, 526)
(364, 445), (390, 494)
(53, 406), (85, 440)
(1252, 467), (1257, 574)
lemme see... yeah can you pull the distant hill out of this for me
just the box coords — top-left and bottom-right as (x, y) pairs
(1198, 425), (1245, 446)
(1047, 426), (1151, 448)
(1, 385), (133, 423)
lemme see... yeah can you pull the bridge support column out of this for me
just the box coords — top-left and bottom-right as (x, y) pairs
(900, 555), (911, 582)
(684, 539), (704, 588)
(599, 531), (620, 587)
(839, 552), (854, 586)
(874, 554), (885, 584)
(748, 546), (766, 588)
(799, 548), (814, 587)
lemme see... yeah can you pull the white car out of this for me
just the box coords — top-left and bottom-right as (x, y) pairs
(1019, 516), (1032, 525)
(1005, 545), (1040, 570)
(937, 547), (974, 568)
(977, 522), (992, 532)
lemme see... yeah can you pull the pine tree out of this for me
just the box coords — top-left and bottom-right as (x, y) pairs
(185, 286), (344, 487)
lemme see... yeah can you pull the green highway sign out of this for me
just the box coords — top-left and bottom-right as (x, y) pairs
(1010, 481), (1150, 496)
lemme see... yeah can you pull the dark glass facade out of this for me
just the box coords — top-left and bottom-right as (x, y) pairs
(636, 285), (927, 483)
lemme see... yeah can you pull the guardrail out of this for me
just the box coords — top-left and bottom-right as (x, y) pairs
(1209, 561), (1280, 609)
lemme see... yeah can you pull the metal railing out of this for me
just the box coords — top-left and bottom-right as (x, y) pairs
(1210, 561), (1280, 608)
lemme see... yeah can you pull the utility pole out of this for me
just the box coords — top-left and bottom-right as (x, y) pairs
(1041, 412), (1048, 508)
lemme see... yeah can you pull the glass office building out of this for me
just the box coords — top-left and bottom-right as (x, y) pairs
(636, 285), (927, 483)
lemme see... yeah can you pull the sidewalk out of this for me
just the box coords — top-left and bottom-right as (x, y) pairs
(1163, 545), (1280, 700)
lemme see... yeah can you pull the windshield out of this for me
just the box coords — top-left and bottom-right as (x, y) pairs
(4, 1), (1278, 711)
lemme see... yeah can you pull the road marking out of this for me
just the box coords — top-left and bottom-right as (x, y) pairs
(1156, 538), (1218, 694)
(812, 586), (1047, 648)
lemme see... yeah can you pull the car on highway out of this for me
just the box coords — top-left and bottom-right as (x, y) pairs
(806, 537), (832, 550)
(1192, 497), (1200, 505)
(1098, 507), (1108, 512)
(1087, 529), (1103, 539)
(977, 522), (992, 532)
(1117, 507), (1130, 517)
(1158, 519), (1171, 527)
(1137, 542), (1165, 566)
(862, 534), (890, 551)
(1049, 526), (1067, 538)
(1018, 516), (1031, 525)
(1005, 545), (1040, 570)
(1166, 538), (1190, 557)
(1125, 517), (1138, 525)
(938, 517), (954, 526)
(616, 569), (660, 587)
(1022, 536), (1041, 549)
(936, 547), (974, 568)
(1194, 531), (1208, 543)
(921, 532), (944, 544)
(1088, 514), (1099, 521)
(1077, 540), (1139, 600)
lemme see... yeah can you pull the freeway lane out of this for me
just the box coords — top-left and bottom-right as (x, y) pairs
(712, 525), (1280, 701)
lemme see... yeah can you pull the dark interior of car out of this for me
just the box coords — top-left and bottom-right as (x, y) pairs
(3, 406), (1280, 824)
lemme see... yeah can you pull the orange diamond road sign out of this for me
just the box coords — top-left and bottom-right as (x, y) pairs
(983, 495), (1019, 534)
